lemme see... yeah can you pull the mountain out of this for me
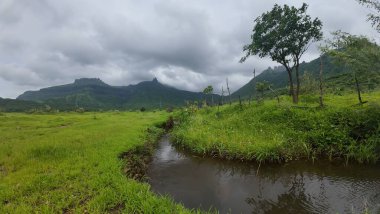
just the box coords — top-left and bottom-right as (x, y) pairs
(232, 56), (347, 98)
(0, 97), (45, 112)
(17, 78), (216, 110)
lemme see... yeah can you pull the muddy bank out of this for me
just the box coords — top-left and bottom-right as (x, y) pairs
(119, 118), (173, 181)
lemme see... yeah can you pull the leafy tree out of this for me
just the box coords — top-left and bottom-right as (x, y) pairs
(255, 81), (271, 98)
(240, 3), (323, 104)
(203, 85), (214, 106)
(322, 31), (380, 104)
(357, 0), (380, 32)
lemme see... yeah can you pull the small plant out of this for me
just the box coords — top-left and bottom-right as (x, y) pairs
(166, 106), (174, 113)
(203, 85), (214, 106)
(256, 81), (271, 99)
(75, 107), (85, 113)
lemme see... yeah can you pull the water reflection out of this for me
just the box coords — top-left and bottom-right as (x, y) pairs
(147, 136), (380, 213)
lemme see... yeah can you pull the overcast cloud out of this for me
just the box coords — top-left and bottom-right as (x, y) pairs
(0, 0), (378, 98)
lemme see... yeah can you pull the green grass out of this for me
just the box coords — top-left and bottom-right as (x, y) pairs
(172, 91), (380, 163)
(0, 111), (195, 213)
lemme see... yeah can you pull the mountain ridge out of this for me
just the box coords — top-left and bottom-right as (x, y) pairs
(17, 78), (216, 110)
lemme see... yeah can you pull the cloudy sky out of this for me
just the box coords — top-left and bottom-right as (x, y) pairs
(0, 0), (378, 98)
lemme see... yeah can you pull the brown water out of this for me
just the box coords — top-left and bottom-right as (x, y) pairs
(147, 136), (380, 214)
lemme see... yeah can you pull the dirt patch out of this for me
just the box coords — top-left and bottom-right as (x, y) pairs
(108, 203), (125, 214)
(0, 164), (7, 176)
(164, 116), (174, 131)
(119, 144), (154, 181)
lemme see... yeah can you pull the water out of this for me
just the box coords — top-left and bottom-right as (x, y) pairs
(147, 136), (380, 214)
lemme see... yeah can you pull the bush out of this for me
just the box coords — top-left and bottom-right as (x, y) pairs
(75, 108), (85, 113)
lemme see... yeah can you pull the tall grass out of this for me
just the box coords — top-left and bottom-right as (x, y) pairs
(172, 92), (380, 163)
(0, 112), (197, 213)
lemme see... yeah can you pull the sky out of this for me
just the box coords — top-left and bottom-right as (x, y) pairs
(0, 0), (378, 98)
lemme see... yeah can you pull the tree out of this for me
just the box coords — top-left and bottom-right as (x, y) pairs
(322, 31), (380, 104)
(203, 85), (214, 106)
(240, 3), (323, 104)
(357, 0), (380, 32)
(255, 81), (270, 98)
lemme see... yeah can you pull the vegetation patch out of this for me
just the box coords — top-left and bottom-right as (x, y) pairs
(0, 112), (193, 213)
(172, 93), (380, 164)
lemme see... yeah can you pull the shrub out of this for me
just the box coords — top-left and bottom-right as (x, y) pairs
(75, 107), (85, 113)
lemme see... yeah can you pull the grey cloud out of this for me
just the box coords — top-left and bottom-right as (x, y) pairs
(0, 0), (377, 98)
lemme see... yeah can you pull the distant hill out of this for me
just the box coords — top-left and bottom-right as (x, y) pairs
(0, 97), (45, 112)
(17, 78), (216, 110)
(233, 54), (380, 99)
(232, 55), (349, 98)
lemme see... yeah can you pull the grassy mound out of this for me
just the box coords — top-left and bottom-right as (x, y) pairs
(172, 93), (380, 163)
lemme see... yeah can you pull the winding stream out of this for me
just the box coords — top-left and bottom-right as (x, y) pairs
(147, 136), (380, 213)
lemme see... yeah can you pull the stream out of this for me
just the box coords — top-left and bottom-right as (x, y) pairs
(147, 136), (380, 213)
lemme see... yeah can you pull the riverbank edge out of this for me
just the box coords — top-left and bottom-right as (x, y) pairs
(118, 117), (174, 181)
(170, 104), (380, 165)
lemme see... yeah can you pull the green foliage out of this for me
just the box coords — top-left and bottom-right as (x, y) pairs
(323, 31), (380, 73)
(0, 112), (195, 213)
(172, 92), (380, 163)
(357, 0), (380, 32)
(322, 31), (380, 103)
(233, 55), (351, 99)
(0, 98), (45, 112)
(255, 81), (271, 98)
(241, 3), (323, 64)
(202, 86), (213, 95)
(202, 85), (214, 106)
(240, 3), (323, 103)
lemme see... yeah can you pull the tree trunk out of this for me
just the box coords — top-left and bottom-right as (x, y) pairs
(319, 57), (324, 108)
(252, 68), (256, 104)
(295, 64), (300, 104)
(286, 69), (297, 104)
(226, 78), (232, 105)
(354, 72), (363, 104)
(221, 86), (224, 105)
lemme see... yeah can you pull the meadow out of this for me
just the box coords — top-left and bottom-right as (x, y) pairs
(172, 91), (380, 164)
(0, 111), (195, 213)
(0, 93), (379, 213)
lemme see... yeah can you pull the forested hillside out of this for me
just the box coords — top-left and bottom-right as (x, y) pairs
(17, 78), (218, 110)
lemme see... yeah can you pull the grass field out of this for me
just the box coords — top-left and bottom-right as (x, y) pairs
(0, 111), (194, 213)
(172, 92), (380, 163)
